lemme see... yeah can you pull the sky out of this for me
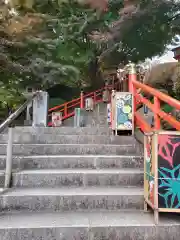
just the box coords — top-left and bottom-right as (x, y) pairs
(153, 50), (178, 63)
(142, 48), (178, 69)
(153, 36), (180, 63)
(158, 51), (177, 63)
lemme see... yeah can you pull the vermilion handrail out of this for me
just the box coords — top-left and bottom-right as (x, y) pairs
(48, 85), (113, 113)
(134, 112), (152, 132)
(49, 97), (80, 112)
(128, 66), (180, 131)
(132, 80), (180, 111)
(135, 92), (180, 129)
(48, 84), (115, 126)
(48, 88), (103, 113)
(68, 102), (80, 109)
(48, 65), (180, 131)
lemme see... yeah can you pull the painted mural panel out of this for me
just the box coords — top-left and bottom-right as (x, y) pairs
(144, 135), (155, 205)
(107, 103), (111, 124)
(158, 134), (180, 209)
(116, 93), (133, 130)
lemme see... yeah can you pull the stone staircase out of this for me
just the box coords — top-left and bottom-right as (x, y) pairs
(0, 104), (179, 239)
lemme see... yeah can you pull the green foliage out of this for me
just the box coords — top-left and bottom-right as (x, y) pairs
(49, 98), (64, 109)
(1, 0), (180, 109)
(0, 82), (25, 120)
(99, 0), (180, 64)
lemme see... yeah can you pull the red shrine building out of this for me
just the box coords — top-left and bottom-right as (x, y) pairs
(172, 46), (180, 61)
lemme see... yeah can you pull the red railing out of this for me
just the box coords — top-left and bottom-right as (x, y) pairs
(128, 66), (180, 132)
(48, 63), (180, 131)
(48, 85), (113, 126)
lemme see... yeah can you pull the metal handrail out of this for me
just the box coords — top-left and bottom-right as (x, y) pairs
(1, 92), (39, 189)
(0, 92), (39, 133)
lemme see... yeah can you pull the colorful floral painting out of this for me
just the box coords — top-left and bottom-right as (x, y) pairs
(144, 135), (154, 205)
(107, 103), (111, 123)
(116, 93), (133, 130)
(158, 134), (180, 209)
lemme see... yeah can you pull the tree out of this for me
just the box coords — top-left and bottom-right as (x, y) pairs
(32, 0), (180, 84)
(91, 0), (180, 62)
(1, 0), (180, 97)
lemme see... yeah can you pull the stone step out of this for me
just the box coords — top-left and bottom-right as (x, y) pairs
(12, 169), (143, 188)
(0, 187), (144, 212)
(0, 211), (179, 240)
(0, 144), (142, 155)
(63, 118), (108, 127)
(62, 111), (109, 127)
(13, 126), (112, 135)
(0, 155), (143, 170)
(63, 103), (108, 127)
(0, 134), (136, 144)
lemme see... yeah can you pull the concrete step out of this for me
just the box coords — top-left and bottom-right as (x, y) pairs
(0, 155), (143, 170)
(0, 187), (144, 212)
(0, 211), (179, 240)
(13, 126), (112, 135)
(12, 169), (143, 188)
(0, 134), (136, 144)
(62, 117), (109, 127)
(0, 144), (142, 155)
(63, 103), (108, 127)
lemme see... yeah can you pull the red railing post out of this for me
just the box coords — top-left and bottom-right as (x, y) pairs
(93, 92), (96, 105)
(80, 91), (84, 109)
(133, 84), (137, 113)
(128, 63), (137, 126)
(64, 103), (68, 118)
(154, 96), (161, 130)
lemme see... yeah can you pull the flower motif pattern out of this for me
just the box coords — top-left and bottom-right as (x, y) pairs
(124, 121), (132, 129)
(116, 100), (124, 108)
(123, 94), (131, 101)
(158, 134), (180, 209)
(116, 93), (132, 130)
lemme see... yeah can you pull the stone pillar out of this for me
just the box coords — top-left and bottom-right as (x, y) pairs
(23, 88), (35, 126)
(33, 91), (49, 127)
(24, 102), (33, 126)
(26, 102), (32, 121)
